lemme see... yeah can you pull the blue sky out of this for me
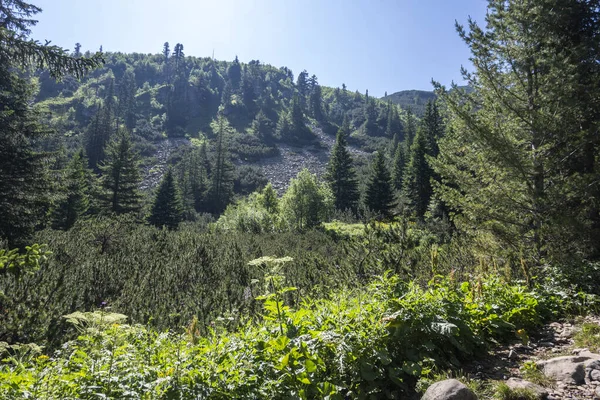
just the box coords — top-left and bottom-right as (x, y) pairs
(30, 0), (488, 97)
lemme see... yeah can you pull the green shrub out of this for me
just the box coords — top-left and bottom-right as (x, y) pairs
(0, 273), (561, 399)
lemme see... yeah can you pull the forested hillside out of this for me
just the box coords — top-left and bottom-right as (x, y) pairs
(381, 89), (436, 116)
(2, 1), (600, 399)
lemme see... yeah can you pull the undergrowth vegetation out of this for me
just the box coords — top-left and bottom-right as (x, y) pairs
(0, 269), (576, 399)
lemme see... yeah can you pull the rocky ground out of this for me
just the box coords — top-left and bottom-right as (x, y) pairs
(250, 126), (370, 194)
(424, 316), (600, 399)
(140, 137), (190, 190)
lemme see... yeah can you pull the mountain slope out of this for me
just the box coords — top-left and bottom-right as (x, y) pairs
(381, 90), (436, 117)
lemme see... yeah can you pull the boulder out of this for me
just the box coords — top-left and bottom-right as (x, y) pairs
(421, 379), (478, 400)
(537, 353), (600, 385)
(505, 378), (548, 400)
(587, 359), (600, 383)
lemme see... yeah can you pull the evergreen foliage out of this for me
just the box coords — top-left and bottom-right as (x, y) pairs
(206, 117), (234, 214)
(365, 151), (395, 218)
(432, 0), (600, 261)
(51, 150), (94, 230)
(85, 103), (114, 171)
(177, 145), (209, 214)
(148, 168), (183, 229)
(0, 0), (101, 245)
(403, 128), (433, 219)
(326, 129), (359, 212)
(99, 129), (141, 214)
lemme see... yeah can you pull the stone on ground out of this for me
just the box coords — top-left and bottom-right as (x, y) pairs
(505, 378), (548, 400)
(537, 353), (600, 385)
(421, 379), (478, 400)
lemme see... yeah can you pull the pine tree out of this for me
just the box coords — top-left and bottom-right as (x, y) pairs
(227, 55), (242, 90)
(433, 0), (600, 260)
(403, 128), (433, 218)
(99, 129), (141, 214)
(74, 42), (81, 57)
(326, 129), (359, 212)
(309, 82), (324, 121)
(392, 142), (406, 191)
(162, 42), (170, 61)
(85, 103), (114, 171)
(206, 117), (234, 214)
(365, 151), (395, 218)
(173, 43), (185, 72)
(296, 70), (309, 100)
(166, 70), (189, 136)
(422, 101), (443, 158)
(363, 98), (378, 136)
(405, 108), (416, 147)
(177, 146), (208, 213)
(149, 168), (183, 229)
(0, 1), (101, 245)
(251, 110), (275, 143)
(0, 61), (52, 244)
(386, 104), (403, 140)
(285, 95), (314, 143)
(51, 149), (93, 230)
(162, 42), (171, 82)
(118, 69), (137, 131)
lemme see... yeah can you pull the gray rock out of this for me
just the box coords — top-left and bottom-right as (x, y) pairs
(505, 378), (548, 400)
(595, 386), (600, 399)
(587, 359), (600, 383)
(537, 355), (592, 385)
(421, 379), (478, 400)
(508, 349), (518, 360)
(538, 341), (555, 348)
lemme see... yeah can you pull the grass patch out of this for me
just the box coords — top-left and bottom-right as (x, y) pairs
(574, 322), (600, 352)
(495, 383), (538, 400)
(520, 360), (553, 388)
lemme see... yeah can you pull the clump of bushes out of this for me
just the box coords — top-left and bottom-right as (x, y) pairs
(0, 271), (565, 398)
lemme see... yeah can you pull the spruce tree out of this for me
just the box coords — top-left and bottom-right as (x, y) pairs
(227, 55), (242, 89)
(0, 1), (101, 245)
(284, 95), (313, 143)
(363, 98), (378, 136)
(365, 151), (396, 218)
(85, 103), (113, 171)
(99, 129), (141, 214)
(433, 0), (600, 260)
(326, 129), (359, 212)
(386, 104), (403, 140)
(405, 108), (416, 147)
(178, 146), (208, 213)
(309, 83), (324, 121)
(206, 117), (234, 214)
(118, 69), (137, 131)
(422, 101), (443, 158)
(296, 70), (309, 105)
(251, 110), (275, 143)
(149, 168), (183, 229)
(51, 149), (93, 230)
(173, 43), (185, 72)
(403, 128), (433, 219)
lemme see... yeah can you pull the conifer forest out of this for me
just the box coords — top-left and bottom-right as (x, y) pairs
(1, 1), (600, 399)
